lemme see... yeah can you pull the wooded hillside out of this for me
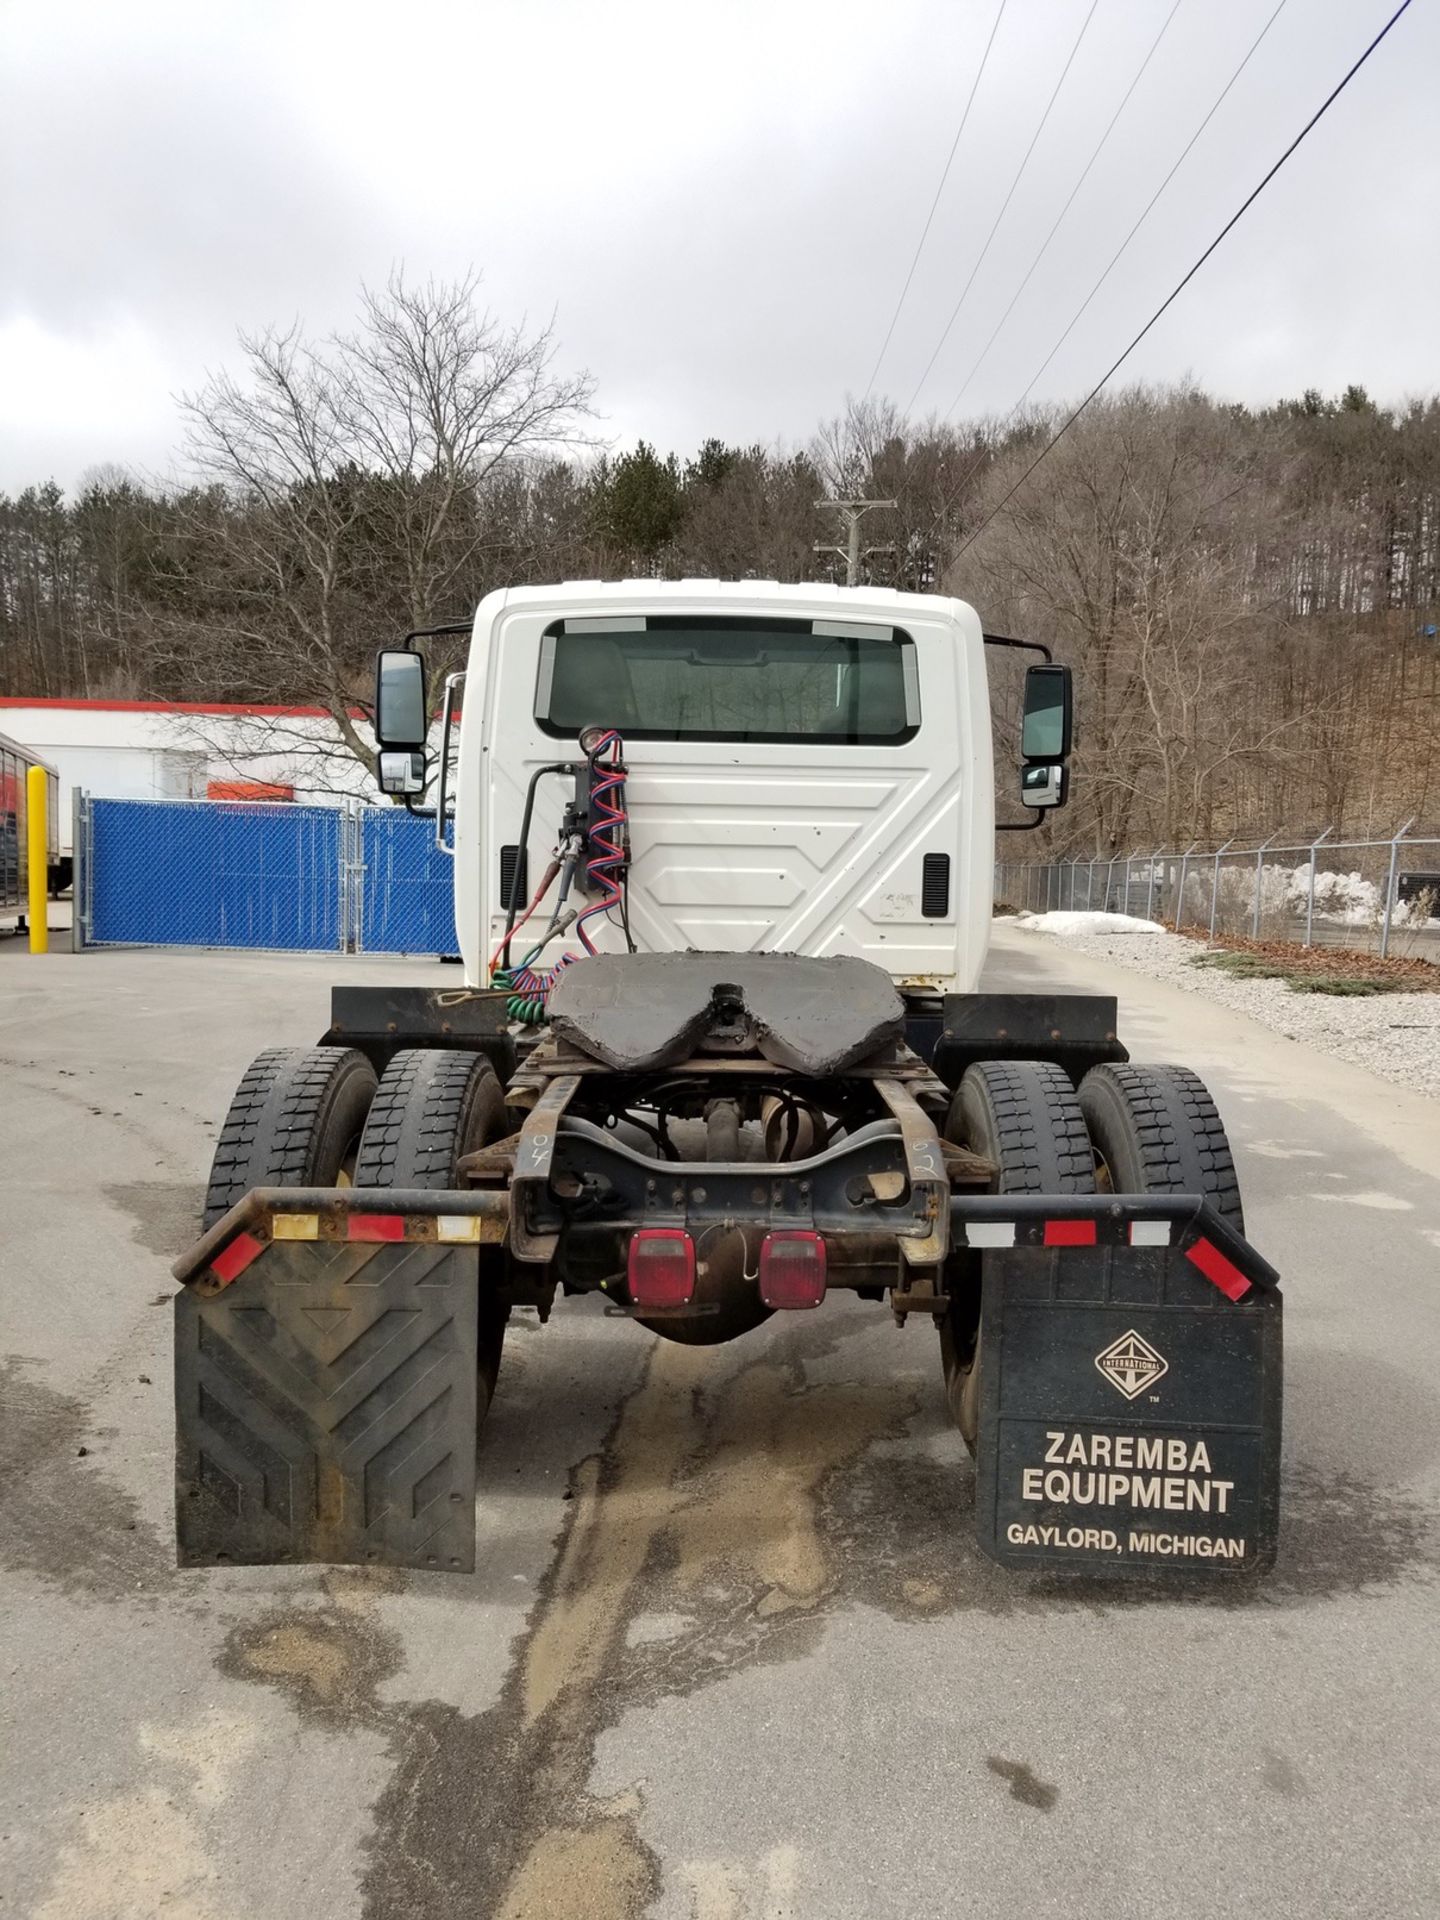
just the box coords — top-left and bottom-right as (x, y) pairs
(2, 276), (1436, 849)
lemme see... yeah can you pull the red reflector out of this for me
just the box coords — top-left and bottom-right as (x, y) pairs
(347, 1214), (406, 1243)
(210, 1231), (265, 1284)
(759, 1231), (827, 1309)
(1186, 1237), (1251, 1301)
(1044, 1218), (1097, 1247)
(628, 1229), (695, 1309)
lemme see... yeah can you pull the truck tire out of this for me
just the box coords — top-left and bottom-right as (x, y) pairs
(353, 1048), (505, 1188)
(203, 1047), (378, 1231)
(353, 1048), (509, 1410)
(1079, 1063), (1244, 1235)
(941, 1061), (1096, 1451)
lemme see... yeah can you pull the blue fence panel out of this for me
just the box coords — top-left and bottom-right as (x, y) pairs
(89, 798), (342, 950)
(360, 809), (459, 955)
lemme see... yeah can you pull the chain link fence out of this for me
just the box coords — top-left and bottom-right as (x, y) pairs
(75, 794), (458, 955)
(995, 822), (1440, 961)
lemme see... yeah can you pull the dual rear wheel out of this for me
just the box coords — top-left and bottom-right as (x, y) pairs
(203, 1045), (510, 1413)
(941, 1058), (1243, 1450)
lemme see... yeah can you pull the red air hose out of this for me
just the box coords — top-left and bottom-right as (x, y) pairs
(576, 729), (628, 956)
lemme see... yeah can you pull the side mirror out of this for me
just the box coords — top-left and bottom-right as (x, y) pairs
(1021, 663), (1072, 762)
(375, 648), (428, 749)
(378, 750), (426, 796)
(1021, 763), (1067, 809)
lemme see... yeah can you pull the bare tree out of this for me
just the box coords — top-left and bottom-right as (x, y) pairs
(957, 386), (1311, 849)
(178, 270), (593, 774)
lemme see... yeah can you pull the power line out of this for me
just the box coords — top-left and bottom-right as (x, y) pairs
(930, 0), (1289, 516)
(953, 0), (1416, 561)
(941, 0), (1185, 427)
(904, 0), (1100, 417)
(861, 0), (1009, 404)
(944, 0), (1289, 429)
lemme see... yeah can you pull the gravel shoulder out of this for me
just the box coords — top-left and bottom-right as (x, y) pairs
(1007, 918), (1440, 1101)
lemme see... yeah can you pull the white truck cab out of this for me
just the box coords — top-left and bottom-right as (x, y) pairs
(447, 580), (997, 991)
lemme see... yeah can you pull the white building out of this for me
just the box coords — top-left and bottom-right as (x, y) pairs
(0, 699), (380, 848)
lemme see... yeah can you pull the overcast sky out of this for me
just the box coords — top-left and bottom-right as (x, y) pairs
(2, 0), (1435, 494)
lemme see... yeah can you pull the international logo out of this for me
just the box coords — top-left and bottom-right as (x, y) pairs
(1094, 1329), (1169, 1400)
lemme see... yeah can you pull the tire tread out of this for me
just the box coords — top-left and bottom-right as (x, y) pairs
(203, 1047), (377, 1228)
(354, 1050), (503, 1189)
(1080, 1063), (1243, 1230)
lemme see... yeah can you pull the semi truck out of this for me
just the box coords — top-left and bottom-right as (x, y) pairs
(173, 582), (1281, 1579)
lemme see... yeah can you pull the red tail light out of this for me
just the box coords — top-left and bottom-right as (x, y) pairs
(627, 1229), (695, 1309)
(759, 1231), (827, 1309)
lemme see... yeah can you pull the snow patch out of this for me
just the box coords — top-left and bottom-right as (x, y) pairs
(1309, 1189), (1414, 1211)
(1015, 910), (1166, 937)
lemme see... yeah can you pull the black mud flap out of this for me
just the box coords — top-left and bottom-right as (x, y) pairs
(972, 1213), (1281, 1578)
(175, 1236), (480, 1570)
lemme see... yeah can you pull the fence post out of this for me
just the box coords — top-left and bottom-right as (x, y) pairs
(1144, 850), (1160, 923)
(71, 790), (88, 954)
(1251, 831), (1279, 940)
(1303, 825), (1333, 949)
(339, 798), (364, 955)
(1207, 839), (1233, 944)
(1380, 817), (1415, 958)
(1174, 842), (1197, 932)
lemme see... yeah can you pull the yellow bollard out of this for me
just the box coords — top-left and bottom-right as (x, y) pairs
(27, 764), (48, 954)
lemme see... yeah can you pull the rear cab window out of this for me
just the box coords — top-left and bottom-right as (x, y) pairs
(535, 614), (920, 745)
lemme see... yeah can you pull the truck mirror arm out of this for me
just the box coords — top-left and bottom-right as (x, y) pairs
(982, 632), (1053, 663)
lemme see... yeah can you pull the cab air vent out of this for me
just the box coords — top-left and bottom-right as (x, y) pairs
(921, 853), (951, 918)
(500, 845), (528, 909)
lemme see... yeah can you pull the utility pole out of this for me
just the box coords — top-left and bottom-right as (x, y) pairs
(814, 497), (897, 587)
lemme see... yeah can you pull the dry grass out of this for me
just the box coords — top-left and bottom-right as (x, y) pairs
(1176, 926), (1440, 995)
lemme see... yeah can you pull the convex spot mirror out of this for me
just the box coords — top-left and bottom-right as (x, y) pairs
(1021, 662), (1072, 763)
(379, 750), (426, 796)
(375, 648), (428, 748)
(1021, 763), (1067, 809)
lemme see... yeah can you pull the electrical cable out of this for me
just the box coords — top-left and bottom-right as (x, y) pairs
(576, 729), (630, 956)
(861, 0), (1010, 404)
(953, 0), (1415, 559)
(904, 0), (1100, 417)
(498, 760), (575, 968)
(941, 0), (1185, 426)
(489, 859), (560, 977)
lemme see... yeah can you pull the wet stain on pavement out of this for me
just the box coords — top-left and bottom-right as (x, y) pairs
(356, 1340), (913, 1919)
(220, 1589), (404, 1727)
(986, 1755), (1058, 1811)
(0, 1358), (168, 1600)
(103, 1180), (204, 1260)
(1260, 1749), (1308, 1796)
(203, 1321), (1440, 1920)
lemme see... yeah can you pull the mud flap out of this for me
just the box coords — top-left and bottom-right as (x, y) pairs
(973, 1228), (1281, 1577)
(175, 1237), (480, 1570)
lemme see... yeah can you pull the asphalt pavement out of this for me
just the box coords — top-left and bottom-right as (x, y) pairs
(1, 925), (1437, 1919)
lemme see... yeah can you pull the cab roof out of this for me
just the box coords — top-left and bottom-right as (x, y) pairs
(476, 579), (972, 624)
